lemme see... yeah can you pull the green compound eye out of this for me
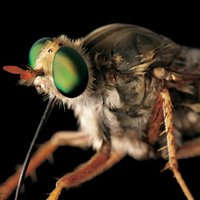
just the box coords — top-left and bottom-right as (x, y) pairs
(53, 46), (88, 98)
(29, 37), (52, 69)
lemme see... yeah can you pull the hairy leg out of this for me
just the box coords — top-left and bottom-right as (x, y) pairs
(46, 150), (123, 200)
(161, 88), (194, 200)
(0, 131), (90, 200)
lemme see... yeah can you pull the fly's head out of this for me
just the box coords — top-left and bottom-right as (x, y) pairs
(4, 36), (93, 104)
(3, 36), (95, 198)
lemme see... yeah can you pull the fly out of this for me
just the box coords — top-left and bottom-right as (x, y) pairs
(1, 23), (200, 200)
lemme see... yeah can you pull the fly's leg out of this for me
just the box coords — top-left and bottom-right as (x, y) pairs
(46, 150), (123, 200)
(0, 131), (90, 200)
(176, 137), (200, 159)
(161, 88), (194, 200)
(147, 92), (164, 145)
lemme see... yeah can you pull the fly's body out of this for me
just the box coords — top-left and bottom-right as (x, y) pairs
(1, 23), (200, 200)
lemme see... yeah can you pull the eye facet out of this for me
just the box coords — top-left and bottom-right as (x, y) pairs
(29, 37), (52, 69)
(53, 46), (88, 98)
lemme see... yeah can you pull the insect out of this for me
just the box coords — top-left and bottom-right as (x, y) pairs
(1, 23), (200, 200)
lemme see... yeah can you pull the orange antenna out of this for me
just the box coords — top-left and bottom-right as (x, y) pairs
(3, 65), (34, 80)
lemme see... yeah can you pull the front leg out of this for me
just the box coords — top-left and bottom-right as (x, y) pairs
(0, 131), (90, 200)
(47, 150), (123, 200)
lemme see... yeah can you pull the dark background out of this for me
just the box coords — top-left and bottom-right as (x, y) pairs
(1, 4), (200, 200)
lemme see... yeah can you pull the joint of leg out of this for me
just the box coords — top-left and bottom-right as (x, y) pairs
(169, 156), (178, 169)
(56, 179), (65, 188)
(50, 131), (70, 146)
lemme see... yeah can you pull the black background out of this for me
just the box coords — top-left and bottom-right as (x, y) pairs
(1, 3), (200, 200)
